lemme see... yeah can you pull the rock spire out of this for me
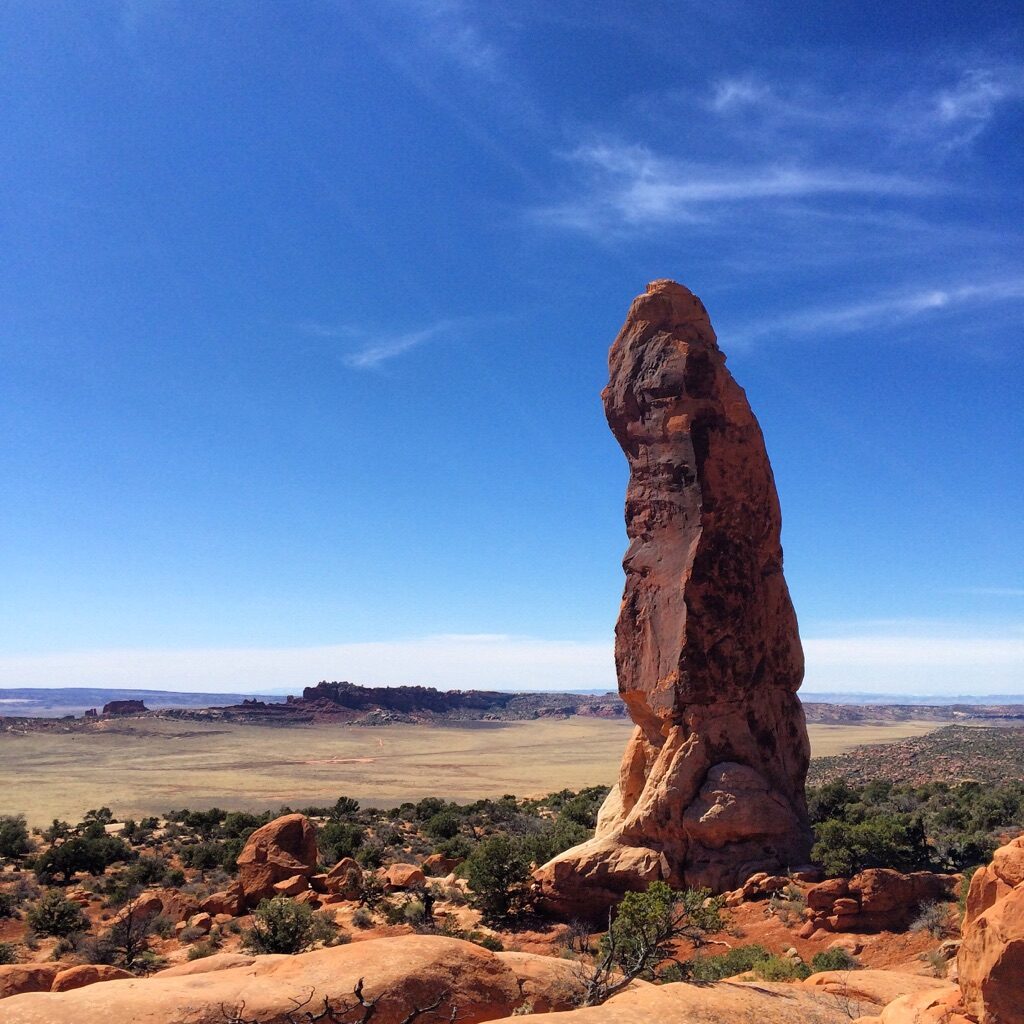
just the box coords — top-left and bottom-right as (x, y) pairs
(537, 280), (812, 916)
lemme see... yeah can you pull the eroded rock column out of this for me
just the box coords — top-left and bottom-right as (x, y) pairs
(536, 280), (812, 917)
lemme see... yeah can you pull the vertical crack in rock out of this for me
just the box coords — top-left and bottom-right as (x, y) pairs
(536, 280), (812, 917)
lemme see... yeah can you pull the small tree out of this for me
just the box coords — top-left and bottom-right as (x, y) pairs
(463, 835), (531, 922)
(0, 814), (31, 859)
(242, 898), (337, 955)
(26, 890), (87, 937)
(35, 837), (108, 883)
(319, 822), (364, 864)
(579, 883), (723, 1006)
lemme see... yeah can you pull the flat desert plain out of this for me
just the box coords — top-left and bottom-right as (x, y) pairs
(0, 717), (943, 824)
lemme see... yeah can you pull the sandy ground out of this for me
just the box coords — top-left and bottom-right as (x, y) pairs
(1, 717), (943, 824)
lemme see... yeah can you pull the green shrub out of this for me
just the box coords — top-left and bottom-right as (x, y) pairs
(403, 899), (425, 925)
(686, 944), (770, 981)
(26, 890), (88, 937)
(0, 815), (31, 859)
(753, 955), (811, 981)
(242, 898), (337, 954)
(463, 835), (531, 922)
(0, 892), (18, 918)
(186, 937), (221, 961)
(0, 942), (16, 965)
(810, 948), (860, 973)
(125, 856), (168, 886)
(812, 815), (930, 876)
(351, 907), (374, 928)
(318, 822), (364, 863)
(425, 811), (460, 841)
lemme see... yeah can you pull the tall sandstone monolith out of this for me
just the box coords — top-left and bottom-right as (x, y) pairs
(536, 280), (812, 917)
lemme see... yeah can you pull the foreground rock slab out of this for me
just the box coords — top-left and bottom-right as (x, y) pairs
(489, 978), (872, 1024)
(538, 280), (811, 916)
(0, 936), (522, 1024)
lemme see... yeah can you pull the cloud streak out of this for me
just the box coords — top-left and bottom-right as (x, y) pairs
(342, 322), (451, 369)
(298, 320), (454, 369)
(729, 278), (1024, 344)
(539, 142), (935, 234)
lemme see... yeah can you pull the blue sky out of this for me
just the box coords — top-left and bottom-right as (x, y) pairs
(1, 1), (1021, 695)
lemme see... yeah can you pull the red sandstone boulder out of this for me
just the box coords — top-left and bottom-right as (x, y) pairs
(537, 280), (811, 916)
(187, 912), (213, 934)
(152, 888), (200, 923)
(50, 965), (134, 992)
(807, 877), (850, 911)
(851, 869), (958, 916)
(272, 873), (309, 897)
(423, 853), (461, 876)
(323, 857), (363, 898)
(386, 863), (426, 890)
(236, 813), (318, 907)
(959, 836), (1024, 1024)
(0, 964), (61, 1000)
(201, 880), (244, 917)
(112, 892), (164, 928)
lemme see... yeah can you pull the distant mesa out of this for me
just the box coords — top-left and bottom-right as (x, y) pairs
(537, 280), (813, 916)
(101, 699), (148, 716)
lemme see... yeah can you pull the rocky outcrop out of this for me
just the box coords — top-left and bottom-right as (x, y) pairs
(959, 835), (1024, 1024)
(236, 813), (318, 908)
(50, 965), (134, 992)
(101, 699), (147, 715)
(537, 280), (811, 916)
(0, 936), (526, 1023)
(802, 869), (959, 934)
(0, 964), (61, 999)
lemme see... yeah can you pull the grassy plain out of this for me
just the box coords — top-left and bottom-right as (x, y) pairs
(1, 717), (944, 825)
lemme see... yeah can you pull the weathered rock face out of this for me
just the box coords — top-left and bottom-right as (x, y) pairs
(803, 869), (959, 933)
(537, 280), (811, 916)
(959, 835), (1024, 1024)
(236, 813), (318, 908)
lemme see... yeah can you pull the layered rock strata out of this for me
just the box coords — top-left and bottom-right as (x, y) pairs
(537, 280), (812, 916)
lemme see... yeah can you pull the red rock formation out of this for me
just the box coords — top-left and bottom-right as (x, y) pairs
(236, 813), (318, 908)
(959, 835), (1024, 1024)
(803, 869), (959, 933)
(537, 280), (811, 916)
(50, 965), (134, 992)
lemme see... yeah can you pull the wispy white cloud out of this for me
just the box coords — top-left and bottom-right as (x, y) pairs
(931, 65), (1024, 147)
(705, 62), (1024, 153)
(729, 278), (1024, 344)
(297, 320), (454, 369)
(343, 323), (451, 369)
(539, 142), (933, 233)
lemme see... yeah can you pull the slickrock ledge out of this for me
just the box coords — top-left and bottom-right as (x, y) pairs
(537, 280), (812, 917)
